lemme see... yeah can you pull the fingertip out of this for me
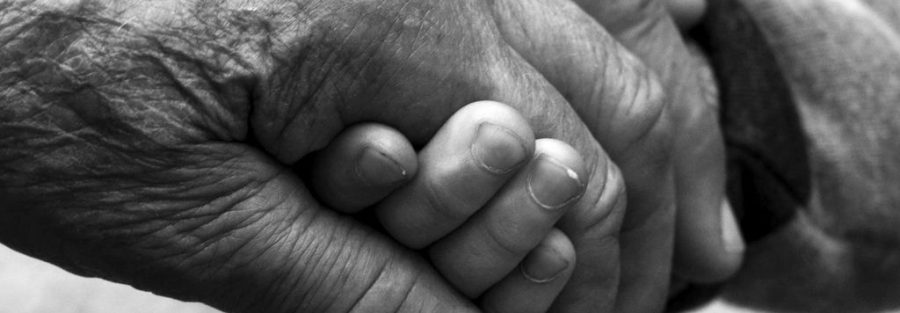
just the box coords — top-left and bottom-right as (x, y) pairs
(521, 229), (576, 283)
(528, 139), (588, 212)
(675, 198), (744, 283)
(534, 139), (588, 185)
(356, 146), (410, 187)
(466, 101), (537, 150)
(376, 100), (537, 248)
(481, 229), (575, 313)
(422, 137), (584, 298)
(471, 122), (531, 175)
(353, 125), (419, 188)
(310, 123), (418, 212)
(528, 155), (585, 212)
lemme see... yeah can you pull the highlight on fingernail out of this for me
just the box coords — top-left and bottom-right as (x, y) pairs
(356, 147), (408, 187)
(527, 154), (585, 210)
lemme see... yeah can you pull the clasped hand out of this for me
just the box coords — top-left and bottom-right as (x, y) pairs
(0, 0), (741, 312)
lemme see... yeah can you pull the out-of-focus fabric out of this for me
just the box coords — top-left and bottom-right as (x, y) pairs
(705, 0), (900, 312)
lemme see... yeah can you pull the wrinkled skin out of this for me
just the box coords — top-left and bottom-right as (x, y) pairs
(572, 0), (743, 292)
(0, 0), (686, 312)
(705, 0), (900, 312)
(491, 0), (744, 309)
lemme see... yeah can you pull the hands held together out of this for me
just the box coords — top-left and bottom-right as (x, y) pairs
(0, 0), (742, 312)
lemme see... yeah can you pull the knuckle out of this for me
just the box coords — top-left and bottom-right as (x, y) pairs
(599, 63), (675, 178)
(484, 216), (534, 257)
(617, 66), (673, 154)
(421, 164), (476, 221)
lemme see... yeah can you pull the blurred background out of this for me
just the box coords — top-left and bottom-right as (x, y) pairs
(0, 243), (761, 313)
(0, 244), (219, 313)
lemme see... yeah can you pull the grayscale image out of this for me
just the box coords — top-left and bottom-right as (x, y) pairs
(2, 0), (899, 312)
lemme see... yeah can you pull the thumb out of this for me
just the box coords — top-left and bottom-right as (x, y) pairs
(140, 150), (480, 313)
(178, 150), (478, 313)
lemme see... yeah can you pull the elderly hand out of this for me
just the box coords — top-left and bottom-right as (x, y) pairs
(495, 0), (745, 311)
(0, 0), (736, 312)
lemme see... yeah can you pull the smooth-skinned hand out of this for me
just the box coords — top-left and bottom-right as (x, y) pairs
(309, 101), (584, 313)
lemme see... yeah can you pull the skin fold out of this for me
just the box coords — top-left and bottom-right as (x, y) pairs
(0, 0), (697, 312)
(561, 2), (743, 308)
(308, 102), (587, 312)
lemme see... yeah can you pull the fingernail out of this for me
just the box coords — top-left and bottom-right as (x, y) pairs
(356, 147), (408, 187)
(521, 246), (569, 283)
(528, 155), (584, 210)
(721, 199), (745, 254)
(471, 123), (528, 175)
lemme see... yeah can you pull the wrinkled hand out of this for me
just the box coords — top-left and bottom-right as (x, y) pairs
(0, 0), (726, 312)
(491, 0), (744, 310)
